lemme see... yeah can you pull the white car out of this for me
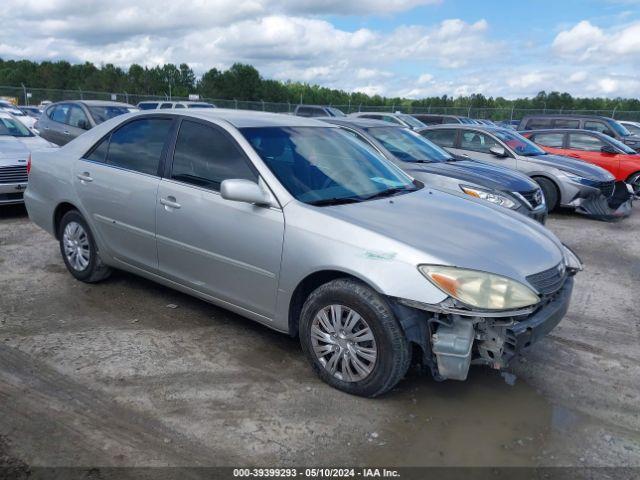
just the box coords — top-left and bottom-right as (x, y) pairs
(0, 112), (57, 205)
(0, 101), (37, 130)
(619, 120), (640, 136)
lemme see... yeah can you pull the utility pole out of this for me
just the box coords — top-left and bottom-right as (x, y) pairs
(21, 83), (27, 105)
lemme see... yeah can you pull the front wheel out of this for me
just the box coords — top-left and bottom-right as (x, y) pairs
(299, 278), (411, 397)
(627, 172), (640, 196)
(535, 177), (559, 212)
(58, 210), (111, 283)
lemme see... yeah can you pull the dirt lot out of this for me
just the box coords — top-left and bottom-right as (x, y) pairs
(0, 204), (639, 470)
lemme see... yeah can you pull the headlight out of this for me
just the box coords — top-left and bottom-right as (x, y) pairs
(562, 244), (583, 273)
(419, 265), (540, 310)
(459, 185), (518, 209)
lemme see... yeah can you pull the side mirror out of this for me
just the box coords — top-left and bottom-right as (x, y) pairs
(77, 119), (90, 130)
(601, 144), (617, 154)
(220, 179), (272, 206)
(489, 146), (507, 157)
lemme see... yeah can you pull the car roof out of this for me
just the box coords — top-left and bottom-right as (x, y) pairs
(131, 108), (337, 128)
(420, 124), (510, 134)
(521, 128), (612, 139)
(318, 117), (401, 128)
(520, 114), (615, 121)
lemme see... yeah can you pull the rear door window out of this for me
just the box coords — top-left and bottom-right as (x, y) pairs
(106, 118), (173, 175)
(569, 133), (606, 151)
(159, 103), (173, 109)
(170, 120), (257, 191)
(68, 105), (90, 129)
(531, 132), (564, 148)
(50, 104), (70, 124)
(525, 118), (552, 130)
(422, 129), (457, 147)
(553, 119), (579, 128)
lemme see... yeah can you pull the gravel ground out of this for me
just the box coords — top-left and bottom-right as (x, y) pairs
(0, 204), (639, 471)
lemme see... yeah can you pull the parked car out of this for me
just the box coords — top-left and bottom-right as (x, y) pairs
(522, 129), (640, 195)
(18, 106), (43, 119)
(136, 101), (216, 110)
(36, 100), (138, 146)
(293, 105), (346, 118)
(496, 120), (520, 130)
(321, 117), (547, 223)
(420, 125), (627, 219)
(517, 115), (640, 152)
(0, 112), (57, 205)
(25, 109), (581, 396)
(350, 112), (426, 130)
(411, 114), (476, 126)
(619, 121), (640, 136)
(0, 100), (37, 129)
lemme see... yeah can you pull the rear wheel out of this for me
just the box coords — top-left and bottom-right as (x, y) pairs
(535, 177), (559, 211)
(627, 171), (640, 196)
(299, 278), (411, 397)
(58, 210), (111, 283)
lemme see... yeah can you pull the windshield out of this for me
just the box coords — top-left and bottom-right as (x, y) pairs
(88, 106), (133, 125)
(364, 126), (453, 163)
(327, 107), (346, 117)
(241, 126), (417, 204)
(491, 129), (546, 156)
(0, 117), (34, 137)
(610, 120), (632, 137)
(398, 114), (426, 129)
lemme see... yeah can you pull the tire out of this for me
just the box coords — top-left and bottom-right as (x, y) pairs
(627, 171), (640, 196)
(535, 177), (559, 212)
(58, 210), (111, 283)
(299, 278), (411, 397)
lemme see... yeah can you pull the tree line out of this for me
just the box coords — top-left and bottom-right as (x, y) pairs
(1, 58), (639, 111)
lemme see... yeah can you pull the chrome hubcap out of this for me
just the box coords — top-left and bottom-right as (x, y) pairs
(310, 305), (377, 382)
(62, 221), (90, 271)
(632, 175), (640, 195)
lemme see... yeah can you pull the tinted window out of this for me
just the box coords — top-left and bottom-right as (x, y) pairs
(382, 115), (402, 125)
(532, 133), (564, 148)
(553, 119), (579, 128)
(171, 120), (256, 190)
(138, 103), (158, 110)
(584, 121), (614, 136)
(50, 105), (69, 123)
(159, 103), (173, 109)
(525, 118), (552, 130)
(187, 103), (214, 108)
(421, 129), (457, 147)
(297, 107), (324, 117)
(460, 131), (500, 153)
(0, 117), (33, 137)
(68, 105), (89, 129)
(623, 123), (640, 135)
(361, 114), (383, 121)
(491, 129), (546, 156)
(106, 118), (172, 175)
(174, 104), (185, 109)
(569, 133), (605, 151)
(85, 135), (110, 163)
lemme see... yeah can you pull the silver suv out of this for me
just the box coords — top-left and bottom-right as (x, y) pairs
(25, 110), (581, 396)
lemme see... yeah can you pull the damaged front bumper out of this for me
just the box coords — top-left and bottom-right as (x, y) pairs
(393, 276), (574, 382)
(567, 181), (633, 221)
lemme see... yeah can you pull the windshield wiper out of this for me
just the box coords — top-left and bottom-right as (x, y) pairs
(307, 197), (363, 206)
(361, 186), (415, 201)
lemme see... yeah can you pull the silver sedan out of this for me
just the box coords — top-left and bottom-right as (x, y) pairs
(25, 110), (581, 396)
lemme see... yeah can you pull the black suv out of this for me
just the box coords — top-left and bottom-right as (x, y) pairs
(517, 114), (640, 152)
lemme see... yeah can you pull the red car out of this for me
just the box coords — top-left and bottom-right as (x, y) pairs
(522, 129), (640, 195)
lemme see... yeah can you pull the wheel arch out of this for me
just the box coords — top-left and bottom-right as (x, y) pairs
(531, 174), (561, 207)
(287, 269), (380, 338)
(53, 202), (81, 239)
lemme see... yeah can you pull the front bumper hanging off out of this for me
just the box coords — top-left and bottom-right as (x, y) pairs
(572, 181), (633, 221)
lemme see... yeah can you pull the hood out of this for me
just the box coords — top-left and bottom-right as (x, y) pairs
(403, 159), (538, 193)
(0, 136), (30, 165)
(526, 153), (614, 180)
(319, 188), (564, 284)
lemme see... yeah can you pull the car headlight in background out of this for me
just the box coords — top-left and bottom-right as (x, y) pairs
(562, 244), (583, 273)
(459, 185), (518, 209)
(419, 265), (540, 310)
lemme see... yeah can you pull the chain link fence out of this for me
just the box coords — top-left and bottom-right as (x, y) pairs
(2, 85), (639, 121)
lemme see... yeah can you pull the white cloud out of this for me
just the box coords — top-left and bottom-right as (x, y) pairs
(553, 20), (640, 61)
(417, 73), (434, 84)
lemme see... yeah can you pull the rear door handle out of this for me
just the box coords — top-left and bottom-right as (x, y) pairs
(160, 196), (181, 210)
(63, 130), (71, 135)
(76, 172), (93, 183)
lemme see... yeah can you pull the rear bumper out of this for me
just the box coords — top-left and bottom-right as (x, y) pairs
(503, 276), (573, 362)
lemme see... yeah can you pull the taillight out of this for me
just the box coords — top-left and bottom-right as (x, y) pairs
(27, 154), (31, 175)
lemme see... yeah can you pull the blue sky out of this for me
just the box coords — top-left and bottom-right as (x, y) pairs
(2, 0), (639, 98)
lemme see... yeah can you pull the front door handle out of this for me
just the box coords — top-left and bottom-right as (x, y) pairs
(160, 196), (181, 210)
(63, 130), (71, 135)
(77, 172), (93, 183)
